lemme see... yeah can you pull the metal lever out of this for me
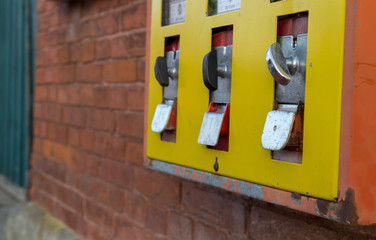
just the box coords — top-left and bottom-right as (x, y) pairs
(203, 49), (231, 91)
(266, 42), (299, 86)
(154, 56), (179, 87)
(202, 50), (218, 91)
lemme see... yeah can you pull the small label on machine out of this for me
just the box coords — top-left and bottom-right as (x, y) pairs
(169, 0), (186, 25)
(217, 0), (241, 14)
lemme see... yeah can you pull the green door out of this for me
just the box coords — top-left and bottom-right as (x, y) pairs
(0, 0), (35, 188)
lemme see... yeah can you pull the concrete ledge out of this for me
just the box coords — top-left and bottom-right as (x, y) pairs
(0, 175), (26, 202)
(1, 202), (82, 240)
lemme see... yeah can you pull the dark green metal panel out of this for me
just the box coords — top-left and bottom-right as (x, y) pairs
(0, 0), (35, 188)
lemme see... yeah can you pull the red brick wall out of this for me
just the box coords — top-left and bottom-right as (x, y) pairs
(30, 0), (375, 239)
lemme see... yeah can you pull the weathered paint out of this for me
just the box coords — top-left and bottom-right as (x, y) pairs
(349, 0), (376, 225)
(148, 159), (359, 224)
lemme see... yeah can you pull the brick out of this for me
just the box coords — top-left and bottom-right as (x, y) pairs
(86, 222), (113, 240)
(81, 86), (110, 108)
(108, 86), (127, 109)
(81, 41), (96, 63)
(47, 85), (59, 102)
(100, 159), (134, 190)
(55, 183), (83, 213)
(42, 140), (73, 166)
(182, 182), (246, 233)
(55, 65), (75, 83)
(80, 174), (125, 212)
(90, 12), (119, 37)
(106, 136), (126, 161)
(34, 103), (43, 118)
(248, 205), (340, 240)
(73, 150), (101, 175)
(45, 103), (62, 122)
(137, 58), (145, 81)
(76, 64), (102, 83)
(129, 31), (146, 57)
(34, 120), (48, 138)
(121, 3), (146, 30)
(107, 182), (125, 212)
(68, 127), (80, 147)
(57, 5), (70, 25)
(111, 35), (130, 58)
(80, 86), (95, 107)
(38, 14), (51, 32)
(35, 68), (46, 84)
(47, 10), (61, 29)
(36, 51), (45, 67)
(38, 157), (67, 181)
(144, 202), (166, 234)
(47, 27), (67, 47)
(30, 170), (43, 190)
(38, 172), (58, 195)
(116, 112), (144, 138)
(69, 42), (81, 63)
(30, 188), (56, 215)
(126, 86), (144, 111)
(125, 140), (143, 166)
(77, 20), (91, 40)
(45, 48), (59, 66)
(55, 202), (87, 235)
(37, 1), (49, 14)
(81, 0), (98, 17)
(123, 191), (146, 222)
(194, 222), (227, 240)
(93, 87), (111, 108)
(80, 130), (110, 156)
(30, 153), (42, 168)
(152, 235), (169, 240)
(36, 32), (48, 51)
(96, 39), (111, 60)
(96, 1), (113, 12)
(112, 0), (133, 8)
(35, 86), (49, 101)
(57, 85), (81, 105)
(135, 168), (180, 208)
(87, 109), (115, 132)
(84, 199), (115, 231)
(103, 60), (138, 83)
(80, 174), (107, 203)
(62, 106), (86, 127)
(47, 122), (68, 143)
(115, 215), (152, 240)
(64, 167), (79, 188)
(167, 212), (193, 240)
(57, 45), (70, 64)
(33, 137), (43, 153)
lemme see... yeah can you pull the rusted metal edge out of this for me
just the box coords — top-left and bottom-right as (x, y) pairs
(146, 159), (358, 224)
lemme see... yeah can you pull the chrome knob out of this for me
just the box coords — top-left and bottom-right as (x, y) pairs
(266, 42), (299, 86)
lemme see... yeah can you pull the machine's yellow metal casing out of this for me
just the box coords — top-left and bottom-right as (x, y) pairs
(147, 0), (346, 201)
